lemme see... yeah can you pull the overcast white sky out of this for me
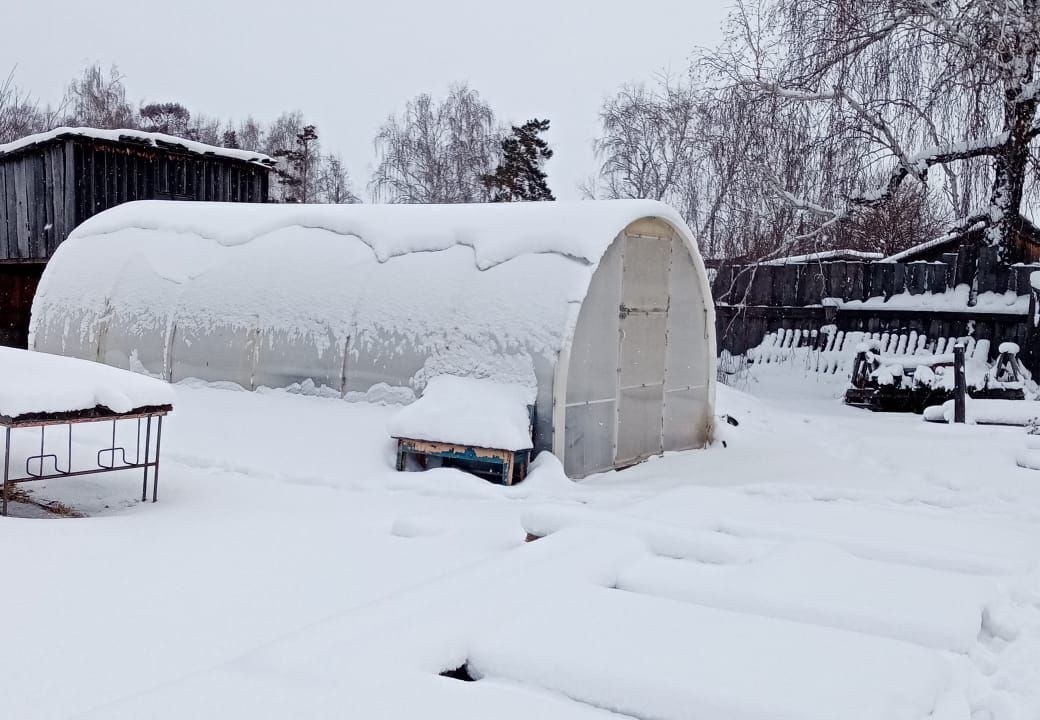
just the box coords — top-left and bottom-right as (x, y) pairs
(1, 0), (728, 200)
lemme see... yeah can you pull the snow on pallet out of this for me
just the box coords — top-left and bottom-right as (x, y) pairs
(389, 376), (536, 485)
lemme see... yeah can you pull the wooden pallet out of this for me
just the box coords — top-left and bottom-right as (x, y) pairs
(394, 437), (532, 486)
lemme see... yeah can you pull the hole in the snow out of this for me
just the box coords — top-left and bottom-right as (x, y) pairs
(439, 663), (477, 682)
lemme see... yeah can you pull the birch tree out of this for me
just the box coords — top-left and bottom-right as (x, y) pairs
(706, 0), (1040, 261)
(370, 84), (500, 203)
(63, 64), (136, 129)
(317, 153), (360, 203)
(0, 69), (47, 143)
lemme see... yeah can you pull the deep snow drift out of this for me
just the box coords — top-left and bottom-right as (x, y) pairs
(3, 365), (1040, 720)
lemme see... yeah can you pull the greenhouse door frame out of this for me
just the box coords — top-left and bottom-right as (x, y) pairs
(614, 232), (672, 468)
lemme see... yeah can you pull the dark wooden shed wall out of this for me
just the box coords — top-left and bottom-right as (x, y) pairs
(0, 137), (270, 263)
(0, 263), (44, 348)
(0, 143), (66, 260)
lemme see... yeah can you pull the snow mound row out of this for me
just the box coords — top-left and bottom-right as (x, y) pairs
(468, 585), (959, 720)
(617, 542), (995, 652)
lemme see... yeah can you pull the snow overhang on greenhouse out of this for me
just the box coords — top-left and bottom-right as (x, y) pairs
(29, 199), (716, 478)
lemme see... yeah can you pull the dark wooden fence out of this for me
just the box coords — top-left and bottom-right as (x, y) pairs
(713, 256), (1038, 308)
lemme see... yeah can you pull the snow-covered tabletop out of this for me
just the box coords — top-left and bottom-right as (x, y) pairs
(0, 347), (174, 421)
(387, 375), (534, 451)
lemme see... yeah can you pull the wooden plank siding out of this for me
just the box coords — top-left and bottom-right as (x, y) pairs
(0, 164), (8, 258)
(13, 158), (30, 258)
(0, 136), (269, 265)
(3, 163), (16, 256)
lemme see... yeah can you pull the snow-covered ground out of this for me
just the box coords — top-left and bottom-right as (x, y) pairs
(5, 365), (1040, 719)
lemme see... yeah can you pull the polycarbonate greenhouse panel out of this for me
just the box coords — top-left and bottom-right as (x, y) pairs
(619, 311), (668, 390)
(563, 237), (623, 406)
(253, 326), (347, 393)
(564, 399), (617, 478)
(621, 234), (672, 311)
(663, 386), (711, 451)
(170, 321), (257, 389)
(616, 384), (665, 465)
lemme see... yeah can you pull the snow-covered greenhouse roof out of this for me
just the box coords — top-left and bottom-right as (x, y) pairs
(31, 199), (708, 382)
(0, 127), (275, 167)
(53, 198), (695, 269)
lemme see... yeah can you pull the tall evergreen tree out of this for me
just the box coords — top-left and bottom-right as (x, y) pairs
(482, 119), (554, 202)
(272, 124), (319, 203)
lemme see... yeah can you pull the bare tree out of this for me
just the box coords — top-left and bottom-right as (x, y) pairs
(317, 153), (360, 203)
(0, 68), (49, 143)
(183, 113), (222, 145)
(705, 0), (1040, 261)
(589, 74), (797, 259)
(235, 117), (265, 152)
(262, 111), (310, 201)
(370, 84), (500, 203)
(832, 180), (947, 256)
(592, 76), (700, 204)
(63, 63), (136, 129)
(263, 111), (304, 158)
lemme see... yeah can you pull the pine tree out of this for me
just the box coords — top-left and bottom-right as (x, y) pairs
(272, 124), (319, 203)
(482, 119), (554, 202)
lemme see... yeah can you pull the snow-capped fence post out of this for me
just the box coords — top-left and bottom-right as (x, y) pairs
(953, 343), (966, 424)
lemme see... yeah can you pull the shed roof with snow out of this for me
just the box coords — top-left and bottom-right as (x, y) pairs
(0, 127), (273, 263)
(29, 199), (716, 478)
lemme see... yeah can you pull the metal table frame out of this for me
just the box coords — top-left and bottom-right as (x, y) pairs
(1, 405), (172, 516)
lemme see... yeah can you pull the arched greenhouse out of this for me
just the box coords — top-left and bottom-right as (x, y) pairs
(30, 199), (716, 478)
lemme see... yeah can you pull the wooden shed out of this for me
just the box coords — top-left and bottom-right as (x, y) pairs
(0, 127), (274, 347)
